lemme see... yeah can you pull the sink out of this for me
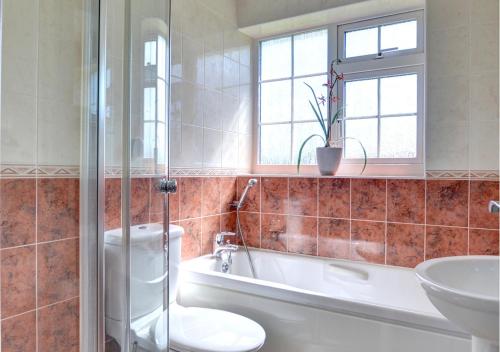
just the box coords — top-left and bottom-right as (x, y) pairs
(416, 256), (499, 352)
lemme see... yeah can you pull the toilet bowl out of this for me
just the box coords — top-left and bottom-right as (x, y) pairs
(104, 223), (265, 352)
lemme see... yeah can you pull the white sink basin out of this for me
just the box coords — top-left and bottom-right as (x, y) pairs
(416, 256), (499, 352)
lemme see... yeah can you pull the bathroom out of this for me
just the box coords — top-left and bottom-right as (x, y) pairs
(0, 0), (498, 351)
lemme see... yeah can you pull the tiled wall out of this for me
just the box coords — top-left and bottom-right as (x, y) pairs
(0, 178), (80, 352)
(230, 176), (499, 268)
(104, 176), (238, 261)
(170, 0), (253, 172)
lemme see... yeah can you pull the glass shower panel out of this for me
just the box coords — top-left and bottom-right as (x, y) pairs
(103, 0), (170, 351)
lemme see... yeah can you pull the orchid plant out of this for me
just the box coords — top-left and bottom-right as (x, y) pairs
(297, 60), (367, 173)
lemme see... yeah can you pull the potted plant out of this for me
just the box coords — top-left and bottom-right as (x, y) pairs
(297, 61), (366, 175)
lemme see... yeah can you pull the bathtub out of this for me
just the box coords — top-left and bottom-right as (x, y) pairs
(178, 249), (471, 352)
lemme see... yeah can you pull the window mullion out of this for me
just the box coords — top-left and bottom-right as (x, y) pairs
(377, 77), (381, 158)
(290, 35), (295, 164)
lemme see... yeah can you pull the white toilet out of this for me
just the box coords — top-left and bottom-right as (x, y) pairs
(104, 223), (266, 352)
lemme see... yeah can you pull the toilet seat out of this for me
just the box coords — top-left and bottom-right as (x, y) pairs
(153, 305), (266, 352)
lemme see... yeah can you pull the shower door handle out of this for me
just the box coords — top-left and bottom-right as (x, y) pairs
(157, 178), (177, 194)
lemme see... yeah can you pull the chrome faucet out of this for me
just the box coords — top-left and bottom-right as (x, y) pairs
(213, 232), (238, 273)
(488, 201), (500, 213)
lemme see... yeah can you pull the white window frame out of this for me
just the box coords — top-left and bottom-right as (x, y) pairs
(253, 10), (425, 176)
(256, 28), (329, 167)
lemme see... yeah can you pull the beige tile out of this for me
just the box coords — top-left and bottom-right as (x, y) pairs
(428, 27), (469, 78)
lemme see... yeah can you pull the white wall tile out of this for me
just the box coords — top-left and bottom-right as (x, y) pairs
(470, 72), (499, 123)
(204, 89), (223, 130)
(182, 35), (205, 85)
(469, 121), (499, 170)
(181, 82), (204, 127)
(222, 132), (238, 168)
(203, 128), (222, 167)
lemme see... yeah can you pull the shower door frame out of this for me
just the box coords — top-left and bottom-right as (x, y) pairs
(80, 0), (172, 351)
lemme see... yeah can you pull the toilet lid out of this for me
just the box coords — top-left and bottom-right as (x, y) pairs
(153, 305), (265, 352)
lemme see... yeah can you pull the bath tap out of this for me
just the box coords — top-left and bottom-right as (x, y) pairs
(488, 200), (500, 213)
(213, 244), (239, 258)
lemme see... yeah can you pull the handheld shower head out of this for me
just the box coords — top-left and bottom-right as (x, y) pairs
(236, 178), (258, 209)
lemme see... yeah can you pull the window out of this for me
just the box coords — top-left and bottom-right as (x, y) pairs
(338, 11), (424, 165)
(256, 11), (424, 174)
(258, 29), (328, 165)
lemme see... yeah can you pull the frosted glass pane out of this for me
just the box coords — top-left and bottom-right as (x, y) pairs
(294, 75), (327, 121)
(380, 74), (417, 115)
(261, 37), (292, 80)
(380, 116), (417, 158)
(294, 30), (328, 76)
(381, 21), (417, 52)
(344, 119), (378, 158)
(345, 27), (378, 58)
(345, 79), (378, 118)
(260, 124), (291, 164)
(143, 122), (155, 158)
(261, 80), (291, 123)
(144, 87), (156, 121)
(292, 122), (325, 165)
(144, 40), (156, 66)
(157, 36), (167, 79)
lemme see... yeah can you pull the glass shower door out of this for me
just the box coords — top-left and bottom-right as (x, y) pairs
(101, 0), (171, 351)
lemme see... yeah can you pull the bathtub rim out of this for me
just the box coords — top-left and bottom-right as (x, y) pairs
(179, 249), (470, 339)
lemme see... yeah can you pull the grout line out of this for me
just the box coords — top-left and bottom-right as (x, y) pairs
(349, 178), (352, 260)
(316, 177), (319, 256)
(467, 179), (471, 255)
(424, 179), (427, 260)
(384, 179), (388, 265)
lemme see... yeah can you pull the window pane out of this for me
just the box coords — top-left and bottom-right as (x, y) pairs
(261, 80), (291, 123)
(261, 37), (292, 80)
(144, 122), (155, 158)
(157, 36), (167, 79)
(260, 124), (291, 164)
(380, 74), (417, 115)
(345, 79), (378, 118)
(144, 87), (156, 121)
(344, 118), (378, 158)
(380, 115), (417, 158)
(144, 40), (156, 66)
(294, 75), (327, 121)
(381, 21), (417, 52)
(294, 30), (328, 76)
(345, 27), (378, 58)
(292, 122), (325, 165)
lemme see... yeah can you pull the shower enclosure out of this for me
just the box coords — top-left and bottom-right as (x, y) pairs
(0, 0), (173, 351)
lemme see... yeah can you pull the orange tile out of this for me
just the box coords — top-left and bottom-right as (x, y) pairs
(179, 218), (202, 260)
(426, 180), (468, 227)
(1, 246), (36, 318)
(351, 221), (385, 264)
(425, 226), (468, 259)
(318, 218), (350, 259)
(179, 178), (202, 220)
(0, 179), (36, 248)
(287, 216), (317, 255)
(130, 178), (150, 225)
(289, 178), (317, 216)
(238, 212), (260, 248)
(37, 238), (79, 307)
(220, 177), (237, 213)
(201, 215), (220, 255)
(469, 181), (499, 229)
(1, 311), (36, 352)
(261, 177), (288, 214)
(318, 178), (350, 219)
(261, 214), (287, 252)
(387, 179), (425, 224)
(104, 178), (121, 231)
(37, 298), (79, 352)
(469, 229), (499, 255)
(149, 177), (166, 223)
(168, 188), (180, 222)
(37, 178), (79, 242)
(351, 179), (386, 221)
(386, 223), (425, 267)
(202, 177), (221, 216)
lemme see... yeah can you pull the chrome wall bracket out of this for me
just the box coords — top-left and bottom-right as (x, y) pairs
(158, 178), (177, 194)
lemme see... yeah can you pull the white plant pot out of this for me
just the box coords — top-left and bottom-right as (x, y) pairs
(316, 147), (343, 176)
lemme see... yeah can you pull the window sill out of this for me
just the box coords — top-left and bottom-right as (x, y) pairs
(251, 163), (425, 179)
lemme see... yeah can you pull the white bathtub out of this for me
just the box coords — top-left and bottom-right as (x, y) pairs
(178, 249), (471, 352)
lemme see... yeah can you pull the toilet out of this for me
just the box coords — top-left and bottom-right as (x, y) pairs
(104, 223), (266, 352)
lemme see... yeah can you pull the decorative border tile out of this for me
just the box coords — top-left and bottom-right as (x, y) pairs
(0, 165), (80, 178)
(426, 170), (499, 180)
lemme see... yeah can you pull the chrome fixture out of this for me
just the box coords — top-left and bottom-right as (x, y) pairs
(213, 233), (238, 273)
(157, 178), (177, 194)
(233, 178), (258, 209)
(230, 178), (258, 279)
(488, 200), (500, 213)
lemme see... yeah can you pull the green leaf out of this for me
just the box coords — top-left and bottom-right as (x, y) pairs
(304, 82), (328, 140)
(297, 134), (326, 173)
(335, 137), (368, 174)
(308, 101), (327, 138)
